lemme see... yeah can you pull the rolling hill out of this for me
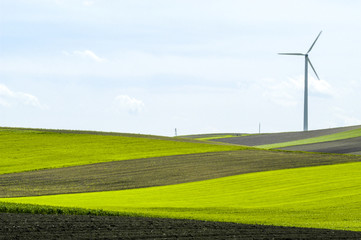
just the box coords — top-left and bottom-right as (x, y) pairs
(2, 149), (360, 198)
(0, 127), (244, 175)
(3, 161), (361, 231)
(1, 126), (361, 239)
(197, 125), (361, 154)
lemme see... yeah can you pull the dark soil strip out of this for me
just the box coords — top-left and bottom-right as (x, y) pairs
(210, 125), (361, 146)
(1, 213), (360, 240)
(279, 136), (361, 154)
(181, 133), (244, 139)
(2, 150), (361, 198)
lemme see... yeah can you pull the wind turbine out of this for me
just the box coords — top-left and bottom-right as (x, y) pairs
(279, 31), (322, 131)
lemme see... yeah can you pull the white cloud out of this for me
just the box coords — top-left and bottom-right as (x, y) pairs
(262, 78), (299, 107)
(0, 84), (46, 109)
(337, 115), (361, 126)
(55, 0), (94, 7)
(309, 78), (335, 97)
(114, 95), (144, 114)
(54, 0), (65, 5)
(83, 1), (95, 6)
(332, 107), (361, 126)
(64, 50), (106, 62)
(263, 76), (335, 107)
(286, 76), (335, 97)
(74, 50), (105, 62)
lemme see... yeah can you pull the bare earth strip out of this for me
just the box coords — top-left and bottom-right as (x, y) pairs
(209, 125), (361, 146)
(2, 150), (361, 198)
(1, 213), (360, 240)
(278, 136), (361, 154)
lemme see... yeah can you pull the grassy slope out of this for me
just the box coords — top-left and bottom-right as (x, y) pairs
(258, 128), (361, 149)
(2, 126), (361, 232)
(0, 128), (245, 175)
(2, 150), (361, 197)
(2, 162), (361, 231)
(195, 135), (238, 141)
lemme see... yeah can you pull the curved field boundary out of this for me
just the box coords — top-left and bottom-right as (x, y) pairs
(2, 150), (361, 198)
(0, 128), (245, 175)
(195, 135), (240, 141)
(3, 162), (361, 231)
(1, 213), (361, 239)
(258, 127), (361, 149)
(278, 136), (361, 154)
(180, 133), (243, 139)
(208, 125), (361, 146)
(0, 126), (230, 144)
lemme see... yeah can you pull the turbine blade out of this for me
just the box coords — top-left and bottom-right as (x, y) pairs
(307, 31), (322, 54)
(308, 58), (320, 80)
(278, 53), (304, 56)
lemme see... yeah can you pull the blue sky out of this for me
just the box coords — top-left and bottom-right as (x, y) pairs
(1, 0), (361, 136)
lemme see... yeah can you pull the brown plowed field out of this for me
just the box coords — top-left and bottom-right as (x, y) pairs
(2, 150), (361, 198)
(279, 136), (361, 154)
(1, 213), (361, 240)
(182, 133), (244, 139)
(208, 125), (361, 146)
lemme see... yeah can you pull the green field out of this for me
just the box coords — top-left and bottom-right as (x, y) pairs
(258, 128), (361, 149)
(2, 149), (360, 198)
(0, 128), (245, 174)
(1, 126), (361, 233)
(2, 162), (361, 231)
(194, 135), (242, 141)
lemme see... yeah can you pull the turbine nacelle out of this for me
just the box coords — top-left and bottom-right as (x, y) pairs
(278, 31), (322, 81)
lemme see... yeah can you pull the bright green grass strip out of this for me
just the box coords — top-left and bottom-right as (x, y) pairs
(0, 129), (245, 174)
(195, 135), (237, 141)
(195, 134), (250, 141)
(2, 162), (361, 231)
(258, 127), (361, 149)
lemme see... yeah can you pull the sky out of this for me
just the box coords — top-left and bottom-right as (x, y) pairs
(1, 0), (361, 136)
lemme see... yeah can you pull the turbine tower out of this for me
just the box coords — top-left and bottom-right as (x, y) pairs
(279, 31), (322, 131)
